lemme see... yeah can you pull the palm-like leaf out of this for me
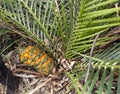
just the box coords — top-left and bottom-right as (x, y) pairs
(1, 1), (120, 93)
(65, 0), (120, 59)
(68, 43), (120, 94)
(0, 0), (80, 56)
(0, 0), (57, 54)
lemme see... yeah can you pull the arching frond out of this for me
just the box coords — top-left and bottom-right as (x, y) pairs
(68, 43), (120, 94)
(66, 0), (120, 59)
(0, 0), (57, 54)
(0, 0), (80, 56)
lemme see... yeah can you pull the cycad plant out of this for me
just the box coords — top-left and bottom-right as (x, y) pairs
(1, 0), (120, 93)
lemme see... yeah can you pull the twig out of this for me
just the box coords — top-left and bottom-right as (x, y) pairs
(51, 84), (53, 94)
(13, 74), (37, 78)
(28, 79), (40, 86)
(85, 34), (99, 83)
(14, 68), (40, 76)
(28, 78), (52, 94)
(115, 3), (119, 16)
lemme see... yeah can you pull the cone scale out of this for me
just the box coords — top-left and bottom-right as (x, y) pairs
(19, 46), (54, 75)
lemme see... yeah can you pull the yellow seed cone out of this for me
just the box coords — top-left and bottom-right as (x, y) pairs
(19, 46), (54, 75)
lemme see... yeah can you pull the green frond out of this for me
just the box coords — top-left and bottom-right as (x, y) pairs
(1, 0), (120, 93)
(67, 72), (82, 94)
(117, 70), (120, 94)
(51, 0), (80, 47)
(0, 0), (80, 56)
(65, 0), (120, 59)
(68, 43), (120, 94)
(0, 0), (56, 54)
(0, 29), (10, 36)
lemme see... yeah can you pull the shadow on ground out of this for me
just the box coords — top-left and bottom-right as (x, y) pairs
(0, 56), (20, 94)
